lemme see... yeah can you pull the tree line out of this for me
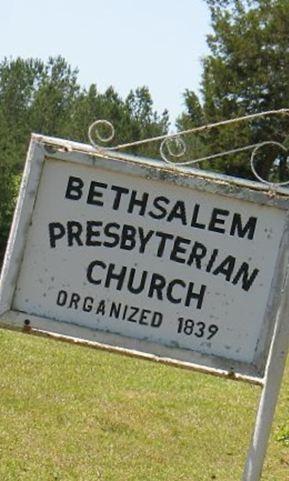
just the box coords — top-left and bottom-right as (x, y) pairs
(0, 57), (169, 258)
(178, 0), (289, 180)
(1, 0), (289, 259)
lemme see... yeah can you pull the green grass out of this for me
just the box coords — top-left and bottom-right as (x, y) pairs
(0, 329), (288, 481)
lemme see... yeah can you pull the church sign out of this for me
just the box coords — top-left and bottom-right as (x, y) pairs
(1, 134), (289, 384)
(2, 134), (289, 480)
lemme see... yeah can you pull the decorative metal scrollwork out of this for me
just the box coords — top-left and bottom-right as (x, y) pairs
(88, 120), (115, 149)
(250, 141), (289, 187)
(88, 108), (289, 188)
(160, 136), (187, 163)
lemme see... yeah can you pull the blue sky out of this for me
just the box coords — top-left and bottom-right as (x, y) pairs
(1, 0), (211, 123)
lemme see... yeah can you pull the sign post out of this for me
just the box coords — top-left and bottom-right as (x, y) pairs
(1, 134), (289, 480)
(243, 271), (289, 480)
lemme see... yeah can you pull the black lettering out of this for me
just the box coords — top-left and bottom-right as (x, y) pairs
(69, 292), (80, 309)
(87, 181), (107, 206)
(191, 204), (206, 229)
(167, 279), (186, 304)
(230, 214), (257, 240)
(127, 268), (147, 294)
(49, 222), (65, 248)
(127, 306), (139, 323)
(86, 221), (102, 246)
(67, 221), (83, 246)
(122, 305), (128, 319)
(208, 324), (219, 339)
(138, 228), (154, 253)
(184, 319), (195, 335)
(232, 263), (259, 291)
(87, 260), (106, 285)
(120, 225), (136, 250)
(185, 283), (206, 308)
(195, 321), (205, 338)
(151, 311), (163, 327)
(148, 273), (166, 301)
(56, 290), (67, 306)
(167, 200), (187, 225)
(208, 208), (229, 234)
(103, 223), (120, 248)
(65, 176), (84, 201)
(206, 249), (219, 272)
(105, 263), (127, 290)
(83, 296), (93, 312)
(128, 190), (149, 216)
(155, 231), (174, 257)
(139, 309), (150, 325)
(149, 196), (169, 220)
(212, 256), (236, 281)
(96, 300), (106, 315)
(187, 242), (207, 268)
(111, 185), (129, 210)
(110, 302), (122, 318)
(170, 237), (191, 264)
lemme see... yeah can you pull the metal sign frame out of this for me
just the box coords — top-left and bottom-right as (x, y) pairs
(1, 134), (289, 480)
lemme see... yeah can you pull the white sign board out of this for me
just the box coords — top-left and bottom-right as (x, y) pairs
(1, 135), (289, 383)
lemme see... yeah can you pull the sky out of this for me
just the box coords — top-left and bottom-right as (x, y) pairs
(1, 0), (211, 123)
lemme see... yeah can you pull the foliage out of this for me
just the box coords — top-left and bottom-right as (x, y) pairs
(0, 110), (21, 251)
(0, 56), (169, 260)
(68, 84), (169, 158)
(176, 91), (209, 165)
(178, 0), (289, 180)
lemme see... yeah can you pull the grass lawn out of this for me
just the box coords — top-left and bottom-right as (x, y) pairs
(0, 328), (288, 481)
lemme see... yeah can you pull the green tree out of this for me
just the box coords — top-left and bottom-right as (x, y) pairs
(0, 56), (81, 261)
(69, 84), (169, 156)
(125, 86), (169, 157)
(29, 56), (80, 136)
(0, 57), (169, 262)
(179, 0), (289, 180)
(176, 90), (209, 165)
(0, 110), (20, 255)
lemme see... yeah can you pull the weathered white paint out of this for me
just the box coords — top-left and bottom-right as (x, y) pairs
(9, 158), (286, 367)
(1, 135), (289, 383)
